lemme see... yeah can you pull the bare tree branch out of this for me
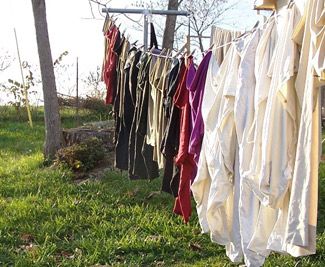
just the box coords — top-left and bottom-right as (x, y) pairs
(88, 0), (107, 7)
(88, 0), (96, 18)
(121, 13), (143, 27)
(0, 52), (13, 72)
(87, 0), (112, 19)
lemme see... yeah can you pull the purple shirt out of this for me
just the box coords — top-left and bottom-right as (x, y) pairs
(186, 60), (197, 131)
(187, 51), (212, 163)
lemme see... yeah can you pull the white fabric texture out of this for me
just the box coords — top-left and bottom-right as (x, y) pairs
(190, 1), (322, 264)
(206, 43), (240, 246)
(191, 51), (220, 234)
(233, 29), (266, 267)
(285, 0), (324, 257)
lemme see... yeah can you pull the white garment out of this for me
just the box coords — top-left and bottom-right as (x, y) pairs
(192, 1), (323, 262)
(245, 17), (277, 203)
(245, 16), (278, 259)
(191, 51), (220, 234)
(206, 44), (240, 248)
(233, 29), (266, 267)
(247, 4), (305, 258)
(258, 5), (299, 210)
(285, 0), (324, 257)
(259, 5), (301, 254)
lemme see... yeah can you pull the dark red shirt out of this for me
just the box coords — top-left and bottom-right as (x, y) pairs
(103, 25), (120, 105)
(173, 57), (196, 223)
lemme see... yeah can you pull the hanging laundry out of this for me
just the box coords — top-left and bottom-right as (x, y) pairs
(115, 47), (141, 170)
(233, 28), (264, 266)
(173, 56), (196, 223)
(188, 51), (212, 163)
(190, 50), (221, 234)
(243, 16), (278, 262)
(285, 0), (324, 257)
(129, 53), (159, 180)
(113, 36), (130, 165)
(161, 58), (184, 196)
(210, 26), (241, 65)
(99, 4), (323, 264)
(103, 24), (120, 105)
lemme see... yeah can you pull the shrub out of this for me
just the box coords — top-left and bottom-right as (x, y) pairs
(55, 137), (105, 172)
(81, 96), (111, 114)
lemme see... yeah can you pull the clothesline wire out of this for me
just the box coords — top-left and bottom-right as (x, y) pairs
(104, 1), (295, 58)
(145, 51), (175, 59)
(210, 3), (294, 51)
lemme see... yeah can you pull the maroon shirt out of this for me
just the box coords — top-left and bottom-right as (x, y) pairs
(173, 57), (196, 223)
(103, 25), (120, 104)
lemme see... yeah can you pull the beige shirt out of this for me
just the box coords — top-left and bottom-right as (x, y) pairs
(285, 0), (324, 257)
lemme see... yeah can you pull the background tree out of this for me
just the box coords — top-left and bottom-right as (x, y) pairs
(31, 0), (64, 161)
(82, 66), (106, 99)
(133, 0), (238, 52)
(182, 0), (238, 53)
(1, 61), (38, 114)
(0, 50), (12, 72)
(162, 0), (182, 50)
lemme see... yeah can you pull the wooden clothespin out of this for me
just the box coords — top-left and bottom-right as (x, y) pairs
(174, 43), (187, 57)
(102, 13), (111, 33)
(149, 45), (156, 53)
(287, 0), (295, 8)
(158, 48), (166, 56)
(166, 49), (172, 59)
(189, 48), (196, 56)
(208, 43), (215, 51)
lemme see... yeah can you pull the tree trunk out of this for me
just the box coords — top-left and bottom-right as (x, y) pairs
(198, 35), (204, 54)
(162, 0), (179, 50)
(31, 0), (64, 160)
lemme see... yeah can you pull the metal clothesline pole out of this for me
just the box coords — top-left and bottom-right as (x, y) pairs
(101, 8), (189, 16)
(102, 8), (190, 50)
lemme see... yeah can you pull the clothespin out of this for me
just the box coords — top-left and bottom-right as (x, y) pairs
(166, 49), (173, 59)
(189, 48), (196, 56)
(159, 48), (166, 56)
(102, 13), (110, 33)
(287, 0), (295, 8)
(207, 43), (215, 51)
(149, 45), (156, 53)
(234, 30), (249, 42)
(174, 43), (187, 57)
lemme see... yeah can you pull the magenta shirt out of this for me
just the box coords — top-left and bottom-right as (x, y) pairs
(186, 60), (197, 130)
(186, 51), (212, 163)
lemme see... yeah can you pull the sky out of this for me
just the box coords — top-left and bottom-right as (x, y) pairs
(0, 0), (263, 104)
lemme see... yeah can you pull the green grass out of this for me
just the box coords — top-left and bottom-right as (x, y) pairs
(0, 106), (324, 266)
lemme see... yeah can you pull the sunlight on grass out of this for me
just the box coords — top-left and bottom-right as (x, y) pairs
(0, 108), (324, 266)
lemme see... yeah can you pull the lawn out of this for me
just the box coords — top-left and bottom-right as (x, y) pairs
(0, 107), (324, 266)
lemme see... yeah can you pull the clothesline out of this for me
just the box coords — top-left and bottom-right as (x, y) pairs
(210, 8), (290, 51)
(146, 50), (174, 59)
(101, 0), (323, 265)
(145, 49), (197, 59)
